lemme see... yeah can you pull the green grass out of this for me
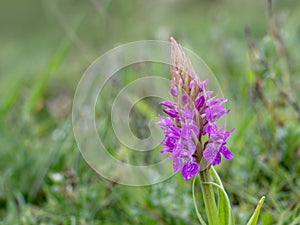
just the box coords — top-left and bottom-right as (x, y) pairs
(0, 0), (300, 224)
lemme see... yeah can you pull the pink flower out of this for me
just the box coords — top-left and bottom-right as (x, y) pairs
(157, 37), (234, 180)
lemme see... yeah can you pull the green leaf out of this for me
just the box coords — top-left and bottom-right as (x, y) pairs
(246, 196), (265, 225)
(0, 76), (23, 115)
(290, 215), (300, 225)
(209, 167), (234, 225)
(192, 175), (207, 225)
(246, 67), (255, 85)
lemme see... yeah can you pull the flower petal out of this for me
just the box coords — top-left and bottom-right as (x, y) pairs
(212, 153), (221, 165)
(159, 101), (174, 108)
(181, 161), (200, 180)
(202, 142), (220, 164)
(163, 108), (178, 118)
(195, 95), (205, 110)
(173, 157), (184, 173)
(220, 145), (234, 160)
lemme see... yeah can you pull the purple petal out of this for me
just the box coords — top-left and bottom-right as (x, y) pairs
(205, 91), (213, 98)
(160, 101), (174, 108)
(165, 137), (177, 148)
(224, 128), (235, 139)
(156, 115), (174, 127)
(181, 161), (200, 180)
(205, 105), (229, 122)
(180, 104), (195, 119)
(205, 97), (230, 122)
(203, 122), (217, 135)
(212, 153), (221, 165)
(170, 87), (178, 96)
(182, 94), (189, 104)
(202, 143), (220, 164)
(173, 157), (184, 173)
(186, 139), (196, 154)
(172, 143), (184, 157)
(168, 126), (181, 137)
(195, 95), (205, 110)
(189, 79), (197, 90)
(220, 145), (234, 160)
(163, 108), (178, 118)
(160, 148), (172, 153)
(199, 80), (208, 92)
(181, 123), (199, 139)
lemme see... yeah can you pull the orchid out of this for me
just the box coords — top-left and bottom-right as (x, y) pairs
(157, 37), (234, 180)
(157, 37), (264, 225)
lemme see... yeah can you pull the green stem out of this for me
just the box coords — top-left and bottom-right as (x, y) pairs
(199, 169), (219, 225)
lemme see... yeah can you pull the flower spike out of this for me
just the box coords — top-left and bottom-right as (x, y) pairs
(157, 37), (235, 180)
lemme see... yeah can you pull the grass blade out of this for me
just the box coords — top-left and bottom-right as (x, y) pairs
(211, 167), (234, 225)
(192, 175), (207, 225)
(22, 14), (84, 114)
(246, 196), (265, 225)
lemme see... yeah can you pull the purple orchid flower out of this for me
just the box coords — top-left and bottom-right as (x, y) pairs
(157, 37), (235, 180)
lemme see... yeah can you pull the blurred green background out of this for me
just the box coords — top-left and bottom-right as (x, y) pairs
(1, 0), (300, 224)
